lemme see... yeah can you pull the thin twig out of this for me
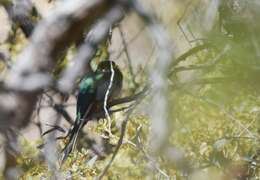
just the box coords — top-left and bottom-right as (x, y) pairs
(115, 25), (146, 60)
(97, 106), (135, 179)
(35, 94), (43, 135)
(0, 0), (116, 136)
(97, 85), (147, 179)
(58, 4), (126, 92)
(41, 86), (149, 136)
(182, 89), (258, 139)
(108, 84), (149, 107)
(103, 61), (115, 136)
(136, 131), (170, 179)
(129, 0), (174, 152)
(43, 92), (74, 125)
(171, 44), (230, 73)
(118, 25), (138, 89)
(168, 43), (212, 76)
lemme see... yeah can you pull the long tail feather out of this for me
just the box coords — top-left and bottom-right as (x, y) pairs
(61, 104), (93, 163)
(61, 121), (83, 162)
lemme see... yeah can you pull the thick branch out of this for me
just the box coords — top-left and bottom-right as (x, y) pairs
(0, 0), (116, 132)
(3, 0), (36, 38)
(58, 4), (126, 92)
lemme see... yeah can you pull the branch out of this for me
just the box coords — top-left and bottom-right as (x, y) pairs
(42, 85), (149, 135)
(128, 0), (175, 152)
(0, 1), (122, 175)
(97, 104), (136, 179)
(171, 44), (230, 73)
(97, 85), (148, 179)
(135, 127), (170, 179)
(115, 25), (146, 59)
(0, 0), (115, 132)
(3, 0), (37, 38)
(43, 92), (74, 125)
(43, 114), (61, 178)
(168, 43), (212, 76)
(0, 50), (11, 69)
(108, 85), (149, 107)
(58, 4), (126, 92)
(118, 25), (138, 89)
(182, 89), (258, 139)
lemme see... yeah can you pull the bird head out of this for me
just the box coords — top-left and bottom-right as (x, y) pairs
(96, 61), (119, 73)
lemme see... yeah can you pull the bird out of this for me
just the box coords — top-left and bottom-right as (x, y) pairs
(61, 60), (123, 161)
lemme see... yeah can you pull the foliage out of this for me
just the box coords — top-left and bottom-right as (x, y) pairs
(1, 0), (260, 179)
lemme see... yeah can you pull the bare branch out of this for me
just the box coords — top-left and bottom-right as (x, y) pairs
(0, 50), (12, 69)
(97, 85), (148, 179)
(168, 43), (212, 75)
(0, 1), (122, 176)
(0, 0), (115, 133)
(3, 0), (36, 38)
(97, 105), (135, 179)
(118, 25), (138, 89)
(129, 0), (175, 152)
(136, 127), (170, 179)
(115, 25), (146, 59)
(43, 114), (61, 178)
(58, 4), (126, 92)
(43, 92), (74, 125)
(42, 85), (149, 136)
(108, 85), (149, 106)
(171, 44), (230, 74)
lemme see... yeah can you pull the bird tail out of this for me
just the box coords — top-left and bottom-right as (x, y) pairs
(61, 120), (83, 163)
(61, 104), (93, 163)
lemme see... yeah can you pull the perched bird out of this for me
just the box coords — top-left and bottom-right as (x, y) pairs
(62, 60), (123, 161)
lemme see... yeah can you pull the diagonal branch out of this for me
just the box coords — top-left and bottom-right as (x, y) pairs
(108, 85), (149, 106)
(58, 4), (126, 92)
(170, 44), (229, 74)
(97, 102), (137, 179)
(0, 1), (124, 177)
(42, 85), (149, 136)
(168, 43), (212, 76)
(0, 0), (116, 132)
(3, 0), (37, 38)
(118, 25), (138, 89)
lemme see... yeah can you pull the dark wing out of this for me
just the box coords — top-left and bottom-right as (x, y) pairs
(112, 68), (123, 97)
(77, 91), (95, 119)
(95, 68), (123, 101)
